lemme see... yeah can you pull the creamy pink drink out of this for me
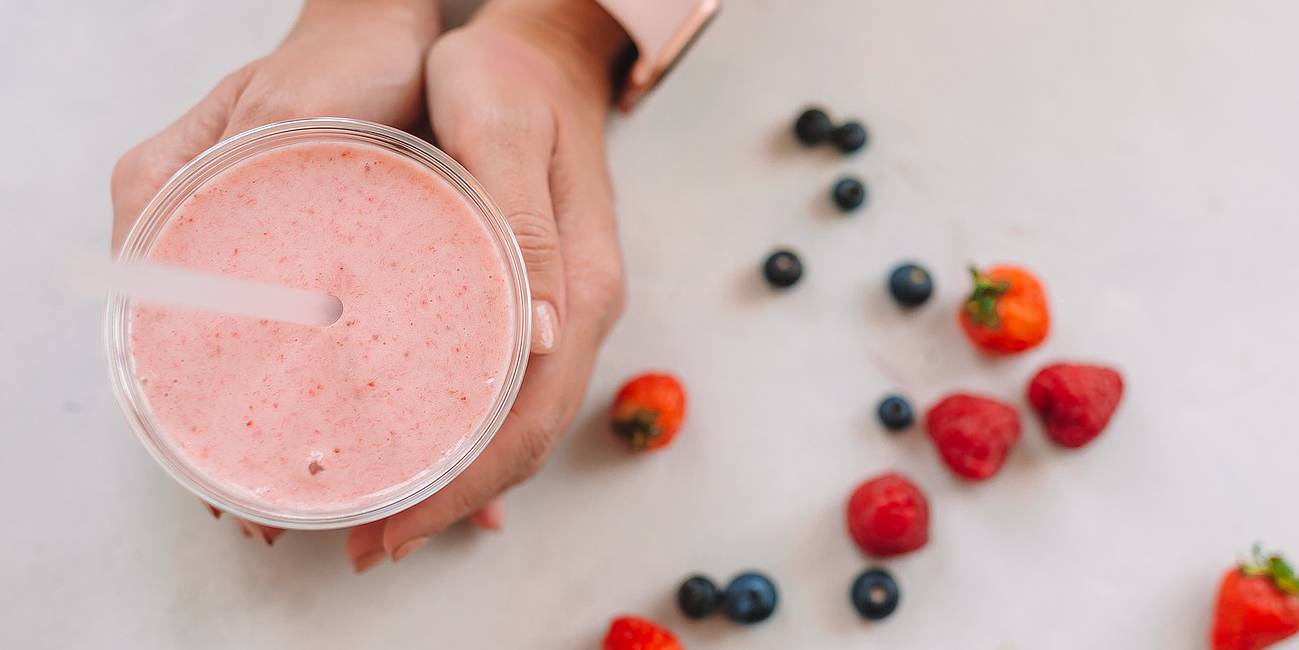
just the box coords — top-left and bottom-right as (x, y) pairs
(126, 136), (520, 517)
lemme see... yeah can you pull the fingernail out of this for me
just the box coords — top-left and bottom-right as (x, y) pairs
(353, 549), (386, 574)
(392, 536), (429, 562)
(531, 301), (558, 354)
(204, 503), (222, 519)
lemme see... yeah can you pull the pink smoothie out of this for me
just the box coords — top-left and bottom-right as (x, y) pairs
(130, 141), (517, 513)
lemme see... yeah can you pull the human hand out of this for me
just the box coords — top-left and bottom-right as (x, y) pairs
(345, 0), (629, 571)
(111, 0), (440, 544)
(111, 0), (438, 251)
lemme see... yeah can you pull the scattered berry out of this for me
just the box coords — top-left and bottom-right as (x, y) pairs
(763, 250), (803, 289)
(794, 107), (834, 145)
(677, 575), (721, 620)
(959, 264), (1049, 355)
(832, 176), (867, 211)
(877, 395), (914, 431)
(1027, 363), (1124, 448)
(722, 572), (779, 624)
(846, 473), (929, 557)
(888, 263), (934, 307)
(925, 394), (1020, 481)
(603, 616), (682, 650)
(831, 121), (869, 153)
(851, 568), (901, 620)
(1211, 547), (1299, 650)
(611, 373), (686, 451)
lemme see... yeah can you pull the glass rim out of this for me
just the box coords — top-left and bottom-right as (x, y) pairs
(105, 118), (531, 530)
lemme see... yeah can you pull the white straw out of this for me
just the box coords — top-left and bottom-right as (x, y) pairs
(79, 259), (343, 327)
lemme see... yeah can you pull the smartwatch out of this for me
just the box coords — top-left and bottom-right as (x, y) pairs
(594, 0), (721, 111)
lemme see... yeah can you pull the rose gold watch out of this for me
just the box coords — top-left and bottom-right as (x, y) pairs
(594, 0), (720, 111)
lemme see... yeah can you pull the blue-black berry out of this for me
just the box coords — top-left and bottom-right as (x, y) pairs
(763, 250), (803, 289)
(832, 176), (867, 212)
(877, 395), (914, 431)
(722, 572), (779, 624)
(887, 263), (933, 307)
(831, 121), (869, 153)
(677, 575), (721, 619)
(794, 107), (834, 145)
(850, 568), (900, 620)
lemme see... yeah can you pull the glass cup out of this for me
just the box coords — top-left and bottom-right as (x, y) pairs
(105, 118), (531, 530)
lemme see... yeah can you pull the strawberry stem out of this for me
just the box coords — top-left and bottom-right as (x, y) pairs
(612, 409), (661, 449)
(1242, 543), (1299, 595)
(965, 266), (1010, 329)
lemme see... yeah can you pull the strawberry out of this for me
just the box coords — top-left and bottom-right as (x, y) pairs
(1212, 546), (1299, 650)
(603, 616), (682, 650)
(959, 265), (1050, 355)
(846, 472), (930, 557)
(611, 373), (686, 451)
(925, 394), (1021, 480)
(1027, 363), (1124, 448)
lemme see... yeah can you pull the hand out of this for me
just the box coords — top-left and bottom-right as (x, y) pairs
(111, 0), (437, 251)
(111, 0), (440, 544)
(345, 0), (629, 571)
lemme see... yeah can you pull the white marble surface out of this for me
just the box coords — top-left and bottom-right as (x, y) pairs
(4, 1), (1299, 648)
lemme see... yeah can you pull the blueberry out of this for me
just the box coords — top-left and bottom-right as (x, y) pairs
(677, 575), (721, 619)
(794, 107), (834, 145)
(722, 572), (779, 624)
(831, 121), (869, 154)
(877, 395), (914, 431)
(887, 263), (933, 307)
(763, 250), (803, 289)
(832, 176), (867, 212)
(851, 568), (900, 620)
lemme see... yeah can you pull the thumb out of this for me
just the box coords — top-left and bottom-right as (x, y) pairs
(433, 104), (565, 355)
(110, 67), (250, 252)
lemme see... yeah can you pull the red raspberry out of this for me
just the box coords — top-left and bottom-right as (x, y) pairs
(925, 394), (1021, 480)
(845, 473), (930, 557)
(1027, 363), (1124, 448)
(602, 616), (682, 650)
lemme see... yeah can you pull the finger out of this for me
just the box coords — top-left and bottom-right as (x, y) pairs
(428, 81), (566, 355)
(233, 517), (285, 547)
(111, 67), (251, 252)
(470, 497), (504, 531)
(346, 521), (388, 574)
(201, 501), (222, 519)
(379, 333), (602, 560)
(549, 116), (625, 338)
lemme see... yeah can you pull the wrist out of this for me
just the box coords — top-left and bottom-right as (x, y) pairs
(477, 0), (632, 105)
(295, 0), (441, 45)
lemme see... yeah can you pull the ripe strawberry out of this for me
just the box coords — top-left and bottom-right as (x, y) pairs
(611, 373), (686, 451)
(603, 616), (682, 650)
(1027, 363), (1124, 448)
(846, 472), (930, 557)
(1212, 547), (1299, 650)
(925, 394), (1021, 480)
(959, 265), (1050, 355)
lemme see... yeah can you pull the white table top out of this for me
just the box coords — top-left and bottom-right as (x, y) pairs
(4, 1), (1299, 648)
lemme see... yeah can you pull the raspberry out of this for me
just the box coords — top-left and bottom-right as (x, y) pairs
(846, 473), (930, 557)
(925, 394), (1021, 480)
(1027, 363), (1123, 448)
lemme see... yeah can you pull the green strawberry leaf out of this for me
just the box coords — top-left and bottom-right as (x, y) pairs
(965, 266), (1010, 329)
(1268, 555), (1299, 594)
(1242, 543), (1299, 595)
